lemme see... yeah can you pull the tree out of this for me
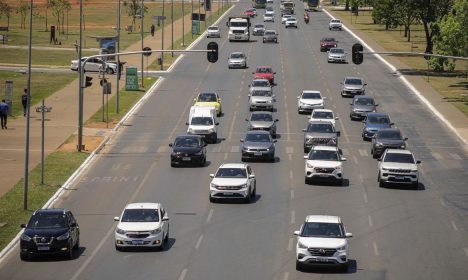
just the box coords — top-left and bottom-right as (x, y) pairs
(50, 0), (70, 34)
(16, 0), (29, 29)
(0, 0), (13, 28)
(371, 0), (400, 30)
(44, 0), (52, 31)
(399, 0), (420, 42)
(123, 0), (147, 31)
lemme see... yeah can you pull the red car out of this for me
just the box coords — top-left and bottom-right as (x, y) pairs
(320, 37), (338, 52)
(244, 8), (256, 17)
(253, 66), (276, 84)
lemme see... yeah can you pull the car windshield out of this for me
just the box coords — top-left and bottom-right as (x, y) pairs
(332, 20), (341, 23)
(256, 68), (272, 73)
(307, 123), (334, 133)
(251, 113), (273, 122)
(378, 130), (402, 140)
(245, 133), (271, 142)
(330, 48), (344, 54)
(121, 209), (159, 222)
(264, 31), (275, 35)
(230, 22), (248, 27)
(255, 24), (264, 28)
(367, 115), (390, 124)
(208, 27), (218, 30)
(252, 80), (270, 87)
(345, 78), (363, 85)
(230, 53), (244, 59)
(215, 168), (247, 178)
(287, 18), (296, 21)
(283, 15), (291, 18)
(27, 213), (67, 229)
(355, 97), (374, 106)
(174, 137), (200, 147)
(383, 153), (415, 164)
(301, 222), (344, 238)
(252, 90), (271, 97)
(191, 117), (213, 125)
(308, 150), (339, 161)
(198, 93), (217, 102)
(312, 111), (333, 119)
(323, 38), (335, 42)
(302, 92), (321, 99)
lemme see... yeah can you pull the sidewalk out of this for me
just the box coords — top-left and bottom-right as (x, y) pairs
(0, 4), (222, 197)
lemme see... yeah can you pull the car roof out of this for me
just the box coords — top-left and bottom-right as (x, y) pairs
(302, 90), (321, 94)
(265, 30), (276, 33)
(219, 163), (247, 169)
(330, 47), (344, 51)
(34, 208), (67, 215)
(305, 215), (341, 223)
(385, 149), (412, 155)
(125, 202), (161, 210)
(230, 52), (244, 55)
(199, 91), (217, 95)
(321, 37), (336, 41)
(208, 25), (218, 28)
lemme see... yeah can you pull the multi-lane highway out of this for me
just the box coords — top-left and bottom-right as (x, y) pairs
(1, 1), (467, 279)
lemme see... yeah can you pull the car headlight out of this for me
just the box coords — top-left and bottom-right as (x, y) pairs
(240, 184), (248, 189)
(208, 128), (215, 133)
(20, 233), (32, 242)
(194, 150), (203, 155)
(211, 183), (219, 189)
(187, 128), (194, 133)
(375, 142), (383, 147)
(400, 144), (406, 149)
(116, 227), (126, 235)
(381, 167), (389, 171)
(306, 162), (314, 168)
(57, 232), (70, 241)
(337, 245), (347, 251)
(150, 228), (161, 235)
(267, 99), (273, 103)
(298, 241), (307, 249)
(335, 165), (343, 171)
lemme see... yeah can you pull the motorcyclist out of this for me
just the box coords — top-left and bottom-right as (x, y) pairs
(304, 12), (309, 24)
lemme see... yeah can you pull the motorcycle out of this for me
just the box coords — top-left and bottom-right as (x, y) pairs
(304, 13), (310, 24)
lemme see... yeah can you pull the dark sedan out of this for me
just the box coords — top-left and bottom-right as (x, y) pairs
(350, 96), (378, 120)
(362, 112), (393, 140)
(20, 209), (80, 260)
(241, 131), (276, 162)
(170, 135), (207, 167)
(371, 128), (407, 158)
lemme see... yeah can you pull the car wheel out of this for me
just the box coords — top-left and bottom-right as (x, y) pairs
(20, 252), (29, 261)
(272, 133), (277, 139)
(115, 244), (123, 251)
(296, 260), (303, 271)
(337, 179), (343, 186)
(106, 68), (114, 74)
(241, 156), (246, 162)
(340, 262), (349, 272)
(171, 162), (176, 168)
(413, 181), (419, 189)
(305, 177), (309, 184)
(252, 185), (256, 198)
(379, 179), (385, 188)
(73, 236), (80, 250)
(67, 242), (74, 259)
(200, 157), (206, 167)
(244, 193), (252, 204)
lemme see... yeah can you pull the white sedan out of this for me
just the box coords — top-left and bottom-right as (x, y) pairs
(114, 202), (170, 251)
(285, 17), (298, 28)
(308, 109), (339, 125)
(70, 57), (117, 74)
(281, 14), (292, 24)
(297, 90), (326, 114)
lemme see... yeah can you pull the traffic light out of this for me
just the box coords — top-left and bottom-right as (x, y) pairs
(207, 42), (218, 63)
(352, 43), (363, 65)
(83, 76), (93, 88)
(205, 0), (211, 11)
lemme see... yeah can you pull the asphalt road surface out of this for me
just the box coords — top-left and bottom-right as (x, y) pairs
(1, 1), (467, 279)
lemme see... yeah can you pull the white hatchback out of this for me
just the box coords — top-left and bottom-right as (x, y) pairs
(297, 90), (326, 114)
(114, 202), (169, 251)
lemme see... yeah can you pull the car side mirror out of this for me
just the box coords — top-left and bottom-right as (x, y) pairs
(185, 122), (189, 125)
(20, 224), (26, 228)
(294, 230), (300, 236)
(162, 216), (169, 221)
(240, 139), (244, 142)
(248, 94), (251, 97)
(375, 104), (379, 106)
(416, 160), (421, 164)
(364, 83), (368, 86)
(248, 85), (251, 87)
(404, 137), (408, 141)
(302, 128), (306, 132)
(297, 96), (300, 99)
(209, 174), (214, 178)
(336, 131), (341, 136)
(275, 119), (279, 122)
(273, 139), (277, 143)
(335, 117), (339, 120)
(169, 143), (173, 147)
(377, 158), (381, 162)
(245, 118), (249, 121)
(390, 122), (394, 126)
(345, 232), (353, 238)
(341, 157), (347, 161)
(70, 222), (78, 228)
(215, 122), (219, 126)
(248, 174), (255, 179)
(252, 72), (255, 74)
(303, 155), (308, 159)
(114, 217), (120, 221)
(273, 72), (276, 74)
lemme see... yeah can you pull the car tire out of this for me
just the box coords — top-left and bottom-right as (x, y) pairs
(20, 252), (29, 261)
(244, 193), (252, 204)
(171, 162), (176, 168)
(272, 133), (277, 139)
(73, 236), (80, 250)
(379, 180), (385, 188)
(296, 260), (303, 271)
(337, 179), (343, 186)
(106, 68), (114, 75)
(304, 147), (308, 153)
(67, 242), (74, 259)
(413, 181), (419, 189)
(200, 157), (206, 167)
(305, 177), (309, 184)
(209, 195), (216, 203)
(115, 244), (123, 251)
(340, 262), (349, 272)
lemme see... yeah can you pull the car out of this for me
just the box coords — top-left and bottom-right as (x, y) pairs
(267, 0), (274, 3)
(114, 203), (170, 251)
(249, 88), (275, 111)
(70, 57), (117, 74)
(245, 111), (278, 137)
(341, 77), (366, 97)
(241, 131), (277, 162)
(253, 24), (266, 35)
(327, 48), (347, 63)
(228, 52), (247, 69)
(263, 10), (275, 22)
(303, 121), (340, 153)
(169, 135), (207, 167)
(263, 30), (278, 43)
(294, 215), (352, 271)
(285, 17), (298, 28)
(244, 8), (256, 17)
(209, 163), (256, 203)
(308, 109), (338, 126)
(20, 209), (80, 260)
(186, 106), (219, 144)
(266, 6), (274, 13)
(320, 37), (338, 52)
(249, 78), (272, 94)
(297, 90), (326, 114)
(371, 128), (407, 158)
(281, 14), (292, 24)
(304, 146), (346, 185)
(378, 149), (421, 188)
(193, 91), (222, 116)
(253, 66), (275, 84)
(206, 25), (220, 38)
(362, 112), (393, 140)
(349, 96), (377, 120)
(329, 19), (342, 30)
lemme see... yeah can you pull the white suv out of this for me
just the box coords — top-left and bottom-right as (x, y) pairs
(378, 149), (421, 188)
(209, 163), (256, 203)
(294, 215), (352, 271)
(329, 19), (343, 30)
(114, 203), (169, 251)
(304, 146), (346, 185)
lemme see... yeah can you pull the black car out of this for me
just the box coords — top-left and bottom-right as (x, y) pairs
(371, 128), (407, 158)
(170, 135), (207, 167)
(20, 209), (80, 260)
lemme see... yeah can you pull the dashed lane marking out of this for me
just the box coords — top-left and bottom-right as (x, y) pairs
(290, 211), (295, 224)
(195, 235), (204, 249)
(206, 209), (213, 223)
(287, 238), (294, 251)
(178, 269), (188, 280)
(373, 241), (379, 256)
(451, 220), (458, 231)
(358, 149), (368, 157)
(368, 215), (373, 227)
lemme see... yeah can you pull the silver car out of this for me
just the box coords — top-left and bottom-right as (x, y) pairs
(249, 88), (275, 111)
(206, 25), (220, 38)
(228, 52), (247, 69)
(70, 57), (117, 74)
(253, 24), (266, 36)
(246, 111), (278, 138)
(241, 131), (276, 162)
(249, 79), (272, 95)
(327, 48), (347, 63)
(341, 76), (366, 97)
(263, 30), (278, 43)
(349, 95), (377, 120)
(285, 17), (298, 28)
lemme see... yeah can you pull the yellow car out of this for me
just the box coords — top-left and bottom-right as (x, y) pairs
(193, 92), (222, 116)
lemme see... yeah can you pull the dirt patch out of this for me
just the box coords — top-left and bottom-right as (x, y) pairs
(58, 135), (105, 153)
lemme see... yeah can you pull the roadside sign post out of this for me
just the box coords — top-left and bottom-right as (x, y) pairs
(35, 100), (52, 185)
(4, 80), (13, 116)
(125, 66), (139, 91)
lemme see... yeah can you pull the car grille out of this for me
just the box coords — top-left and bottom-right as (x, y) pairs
(193, 130), (209, 134)
(233, 30), (244, 34)
(308, 248), (337, 257)
(247, 148), (268, 152)
(216, 185), (243, 190)
(307, 138), (336, 146)
(33, 237), (53, 244)
(251, 127), (269, 131)
(126, 233), (150, 239)
(388, 169), (412, 173)
(314, 167), (335, 173)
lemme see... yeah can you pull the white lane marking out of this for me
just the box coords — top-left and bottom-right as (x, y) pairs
(464, 248), (468, 257)
(368, 215), (373, 227)
(286, 146), (294, 154)
(290, 190), (294, 200)
(289, 170), (293, 180)
(440, 198), (446, 207)
(206, 209), (214, 223)
(451, 220), (458, 231)
(290, 211), (295, 224)
(195, 235), (204, 249)
(358, 149), (368, 157)
(227, 111), (238, 140)
(336, 115), (349, 143)
(178, 269), (188, 280)
(353, 156), (358, 164)
(231, 145), (240, 153)
(283, 272), (289, 280)
(449, 153), (462, 160)
(285, 111), (291, 141)
(287, 238), (294, 251)
(288, 154), (293, 161)
(224, 152), (228, 160)
(431, 152), (443, 160)
(373, 241), (379, 256)
(363, 191), (368, 203)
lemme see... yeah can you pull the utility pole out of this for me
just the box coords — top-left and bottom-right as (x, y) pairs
(171, 0), (174, 57)
(36, 100), (52, 185)
(141, 0), (144, 88)
(161, 0), (165, 70)
(116, 0), (121, 114)
(78, 0), (84, 152)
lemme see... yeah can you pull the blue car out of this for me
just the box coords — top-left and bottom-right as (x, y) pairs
(361, 112), (393, 141)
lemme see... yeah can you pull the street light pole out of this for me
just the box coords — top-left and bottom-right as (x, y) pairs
(191, 0), (194, 39)
(116, 0), (121, 114)
(171, 0), (174, 57)
(140, 0), (144, 88)
(161, 0), (165, 70)
(78, 0), (84, 152)
(182, 0), (185, 46)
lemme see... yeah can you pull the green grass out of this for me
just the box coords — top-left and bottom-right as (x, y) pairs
(0, 48), (95, 66)
(0, 151), (89, 251)
(0, 71), (76, 117)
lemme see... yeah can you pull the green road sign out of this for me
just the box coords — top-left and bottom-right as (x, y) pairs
(125, 66), (139, 91)
(192, 20), (200, 35)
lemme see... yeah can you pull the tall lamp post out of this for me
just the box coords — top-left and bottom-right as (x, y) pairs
(182, 0), (185, 46)
(171, 0), (174, 57)
(78, 0), (84, 152)
(116, 0), (121, 114)
(140, 0), (144, 88)
(161, 0), (165, 70)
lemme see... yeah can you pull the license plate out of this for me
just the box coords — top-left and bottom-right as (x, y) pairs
(132, 240), (144, 245)
(37, 246), (50, 251)
(224, 192), (233, 196)
(319, 174), (329, 177)
(316, 257), (328, 263)
(182, 157), (191, 161)
(235, 36), (241, 39)
(395, 176), (404, 180)
(254, 152), (262, 156)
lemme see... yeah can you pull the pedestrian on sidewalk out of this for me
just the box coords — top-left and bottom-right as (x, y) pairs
(150, 24), (155, 37)
(0, 99), (9, 129)
(22, 88), (28, 117)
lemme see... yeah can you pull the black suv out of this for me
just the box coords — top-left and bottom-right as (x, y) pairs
(169, 135), (207, 167)
(20, 209), (80, 260)
(371, 128), (407, 158)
